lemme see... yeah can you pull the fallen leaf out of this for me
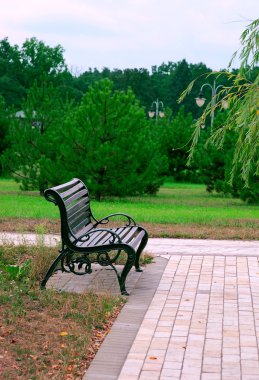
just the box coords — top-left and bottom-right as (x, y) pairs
(148, 356), (157, 360)
(59, 331), (69, 337)
(52, 364), (62, 370)
(29, 354), (38, 361)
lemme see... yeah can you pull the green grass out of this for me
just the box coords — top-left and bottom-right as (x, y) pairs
(0, 193), (52, 218)
(0, 179), (258, 227)
(0, 178), (21, 191)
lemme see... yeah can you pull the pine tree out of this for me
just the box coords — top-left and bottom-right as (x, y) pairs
(55, 79), (168, 199)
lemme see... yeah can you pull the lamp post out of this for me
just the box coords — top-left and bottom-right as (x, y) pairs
(195, 80), (228, 128)
(148, 99), (165, 121)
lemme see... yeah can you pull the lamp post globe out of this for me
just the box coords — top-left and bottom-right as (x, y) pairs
(195, 92), (206, 107)
(195, 80), (227, 128)
(149, 99), (165, 121)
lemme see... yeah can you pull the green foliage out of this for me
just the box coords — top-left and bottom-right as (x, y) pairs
(1, 78), (168, 197)
(20, 37), (66, 80)
(229, 19), (259, 73)
(1, 33), (258, 202)
(0, 259), (31, 281)
(1, 80), (71, 193)
(53, 79), (168, 199)
(0, 38), (26, 107)
(162, 107), (200, 182)
(179, 19), (259, 202)
(0, 95), (11, 174)
(0, 37), (71, 108)
(73, 60), (213, 116)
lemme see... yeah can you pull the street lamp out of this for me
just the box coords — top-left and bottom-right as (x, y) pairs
(148, 99), (165, 121)
(195, 80), (228, 128)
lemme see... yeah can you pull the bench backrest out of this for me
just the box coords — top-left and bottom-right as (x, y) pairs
(44, 178), (94, 244)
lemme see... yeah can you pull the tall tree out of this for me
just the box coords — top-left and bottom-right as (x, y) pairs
(20, 37), (67, 87)
(1, 80), (70, 193)
(0, 38), (26, 107)
(54, 79), (168, 199)
(0, 95), (11, 174)
(0, 37), (70, 107)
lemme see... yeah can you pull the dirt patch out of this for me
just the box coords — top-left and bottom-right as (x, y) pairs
(0, 218), (60, 234)
(0, 217), (258, 240)
(0, 286), (123, 380)
(145, 223), (259, 240)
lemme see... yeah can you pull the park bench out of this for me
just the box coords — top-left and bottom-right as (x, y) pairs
(41, 178), (148, 295)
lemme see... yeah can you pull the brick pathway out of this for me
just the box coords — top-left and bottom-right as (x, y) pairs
(83, 239), (259, 380)
(118, 254), (259, 380)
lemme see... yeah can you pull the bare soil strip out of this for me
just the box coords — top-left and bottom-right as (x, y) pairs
(0, 217), (258, 240)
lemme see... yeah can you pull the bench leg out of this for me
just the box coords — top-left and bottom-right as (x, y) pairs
(40, 249), (69, 289)
(134, 229), (149, 272)
(119, 246), (136, 296)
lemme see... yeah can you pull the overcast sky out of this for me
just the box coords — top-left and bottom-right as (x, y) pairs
(1, 0), (258, 74)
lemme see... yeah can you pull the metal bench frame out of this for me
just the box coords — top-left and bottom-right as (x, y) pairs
(41, 178), (148, 295)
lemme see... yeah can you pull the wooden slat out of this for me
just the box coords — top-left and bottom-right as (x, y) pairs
(71, 218), (92, 235)
(116, 226), (138, 243)
(73, 223), (93, 238)
(64, 189), (88, 207)
(51, 178), (80, 192)
(130, 230), (145, 250)
(68, 205), (91, 225)
(70, 223), (93, 242)
(89, 229), (120, 246)
(76, 230), (108, 247)
(69, 213), (91, 233)
(80, 226), (139, 247)
(59, 182), (85, 200)
(80, 226), (138, 247)
(66, 197), (90, 218)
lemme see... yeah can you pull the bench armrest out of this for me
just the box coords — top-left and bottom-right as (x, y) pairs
(94, 213), (136, 227)
(74, 228), (122, 245)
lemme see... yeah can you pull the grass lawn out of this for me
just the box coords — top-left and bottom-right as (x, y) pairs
(0, 178), (258, 239)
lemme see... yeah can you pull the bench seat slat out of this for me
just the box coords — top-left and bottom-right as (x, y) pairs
(74, 226), (141, 249)
(130, 230), (146, 250)
(115, 226), (139, 243)
(76, 230), (111, 247)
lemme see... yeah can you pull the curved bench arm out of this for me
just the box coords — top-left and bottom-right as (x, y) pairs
(94, 213), (136, 227)
(74, 228), (122, 245)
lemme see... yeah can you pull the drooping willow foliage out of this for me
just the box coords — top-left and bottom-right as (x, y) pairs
(179, 19), (259, 187)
